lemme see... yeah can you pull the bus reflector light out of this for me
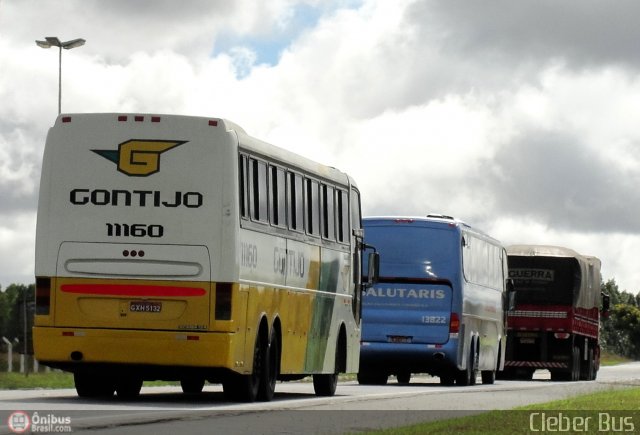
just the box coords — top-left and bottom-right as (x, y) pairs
(151, 116), (161, 122)
(35, 277), (51, 315)
(135, 116), (144, 122)
(176, 335), (200, 341)
(62, 116), (72, 123)
(215, 282), (232, 320)
(449, 313), (460, 333)
(118, 115), (127, 122)
(62, 331), (86, 337)
(394, 219), (414, 224)
(208, 120), (218, 126)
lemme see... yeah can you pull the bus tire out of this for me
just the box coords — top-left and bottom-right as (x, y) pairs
(440, 374), (455, 386)
(357, 372), (388, 385)
(223, 332), (264, 402)
(456, 343), (478, 386)
(313, 337), (343, 396)
(258, 330), (279, 401)
(180, 377), (205, 394)
(74, 371), (115, 398)
(116, 377), (143, 399)
(396, 372), (411, 384)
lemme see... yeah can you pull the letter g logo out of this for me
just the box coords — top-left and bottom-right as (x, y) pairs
(93, 139), (187, 176)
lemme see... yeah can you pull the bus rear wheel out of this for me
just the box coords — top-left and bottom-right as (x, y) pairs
(396, 372), (411, 384)
(258, 331), (279, 401)
(223, 333), (265, 402)
(115, 376), (143, 399)
(181, 377), (205, 394)
(456, 346), (478, 386)
(357, 372), (388, 385)
(74, 371), (115, 398)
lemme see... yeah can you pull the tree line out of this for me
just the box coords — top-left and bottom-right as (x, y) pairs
(0, 280), (639, 359)
(0, 283), (35, 354)
(600, 279), (640, 359)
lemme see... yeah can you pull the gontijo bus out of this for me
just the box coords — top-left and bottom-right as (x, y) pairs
(359, 215), (509, 386)
(33, 113), (377, 401)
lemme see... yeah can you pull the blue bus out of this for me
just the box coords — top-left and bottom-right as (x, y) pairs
(359, 215), (509, 386)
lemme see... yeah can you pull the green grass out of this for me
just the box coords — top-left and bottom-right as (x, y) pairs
(367, 388), (640, 434)
(600, 351), (632, 366)
(0, 372), (75, 389)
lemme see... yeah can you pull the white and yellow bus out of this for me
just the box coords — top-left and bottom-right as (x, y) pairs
(34, 113), (376, 401)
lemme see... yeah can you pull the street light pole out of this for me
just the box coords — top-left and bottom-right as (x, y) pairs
(35, 37), (85, 115)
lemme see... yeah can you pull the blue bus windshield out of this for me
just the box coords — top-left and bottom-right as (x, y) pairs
(364, 223), (460, 280)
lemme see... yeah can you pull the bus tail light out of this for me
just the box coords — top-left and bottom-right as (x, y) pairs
(35, 277), (51, 315)
(215, 282), (232, 320)
(554, 332), (570, 339)
(449, 313), (460, 334)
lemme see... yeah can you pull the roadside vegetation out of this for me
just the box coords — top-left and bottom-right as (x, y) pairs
(366, 387), (640, 435)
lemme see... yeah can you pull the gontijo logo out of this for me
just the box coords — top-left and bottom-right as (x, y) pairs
(92, 139), (187, 176)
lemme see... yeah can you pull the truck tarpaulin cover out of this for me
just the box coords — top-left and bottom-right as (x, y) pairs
(506, 245), (601, 310)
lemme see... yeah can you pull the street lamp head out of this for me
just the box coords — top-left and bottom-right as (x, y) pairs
(35, 37), (85, 50)
(45, 36), (62, 47)
(62, 38), (86, 50)
(35, 40), (52, 49)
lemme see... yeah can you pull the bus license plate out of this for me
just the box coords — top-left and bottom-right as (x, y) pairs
(389, 336), (412, 343)
(130, 301), (162, 313)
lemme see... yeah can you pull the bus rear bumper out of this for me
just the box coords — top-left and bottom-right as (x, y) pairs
(33, 326), (238, 371)
(359, 340), (458, 375)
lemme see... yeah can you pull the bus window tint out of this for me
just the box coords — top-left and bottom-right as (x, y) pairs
(288, 172), (304, 232)
(337, 190), (348, 243)
(270, 165), (286, 227)
(250, 158), (268, 222)
(239, 155), (248, 219)
(306, 179), (320, 236)
(322, 184), (336, 240)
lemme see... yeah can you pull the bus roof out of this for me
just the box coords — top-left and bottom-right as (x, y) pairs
(51, 113), (356, 188)
(363, 215), (498, 243)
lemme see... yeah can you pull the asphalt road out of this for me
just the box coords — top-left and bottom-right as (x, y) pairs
(2, 363), (640, 434)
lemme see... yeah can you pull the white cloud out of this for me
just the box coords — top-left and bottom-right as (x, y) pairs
(1, 0), (640, 295)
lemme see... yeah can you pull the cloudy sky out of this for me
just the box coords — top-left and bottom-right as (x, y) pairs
(1, 0), (639, 292)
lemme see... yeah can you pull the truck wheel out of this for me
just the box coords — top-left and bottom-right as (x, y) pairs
(571, 346), (580, 381)
(481, 370), (495, 385)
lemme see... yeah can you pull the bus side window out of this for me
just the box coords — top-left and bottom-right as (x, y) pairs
(288, 171), (304, 232)
(249, 158), (268, 223)
(350, 188), (362, 232)
(336, 189), (348, 243)
(322, 184), (336, 241)
(239, 155), (248, 219)
(270, 165), (286, 227)
(306, 178), (320, 236)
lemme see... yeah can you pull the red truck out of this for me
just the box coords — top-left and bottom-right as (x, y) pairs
(503, 245), (609, 381)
